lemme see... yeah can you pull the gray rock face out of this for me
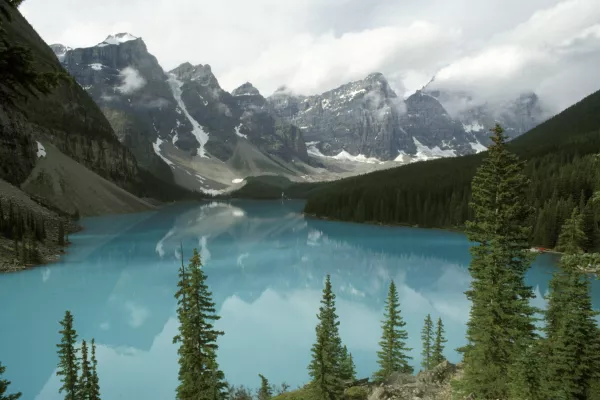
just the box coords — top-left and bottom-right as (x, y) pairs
(269, 73), (408, 160)
(424, 88), (546, 144)
(49, 44), (71, 62)
(57, 35), (190, 182)
(401, 90), (477, 156)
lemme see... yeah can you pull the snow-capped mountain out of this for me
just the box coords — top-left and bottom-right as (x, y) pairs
(52, 32), (548, 191)
(52, 34), (312, 193)
(270, 74), (491, 162)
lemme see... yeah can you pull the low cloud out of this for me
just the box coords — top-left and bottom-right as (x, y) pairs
(117, 67), (146, 95)
(430, 0), (600, 114)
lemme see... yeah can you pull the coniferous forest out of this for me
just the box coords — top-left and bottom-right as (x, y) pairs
(304, 89), (600, 250)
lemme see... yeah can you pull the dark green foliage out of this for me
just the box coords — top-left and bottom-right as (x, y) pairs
(173, 248), (226, 400)
(0, 362), (21, 400)
(308, 275), (345, 400)
(431, 318), (446, 367)
(542, 212), (600, 399)
(228, 385), (253, 400)
(77, 340), (92, 400)
(339, 346), (356, 381)
(89, 339), (100, 400)
(56, 310), (79, 400)
(457, 125), (537, 400)
(303, 89), (600, 250)
(420, 314), (434, 371)
(58, 222), (65, 246)
(374, 280), (413, 380)
(258, 374), (273, 400)
(343, 386), (368, 400)
(556, 208), (586, 253)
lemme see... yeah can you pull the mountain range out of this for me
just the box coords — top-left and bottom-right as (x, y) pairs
(50, 33), (547, 193)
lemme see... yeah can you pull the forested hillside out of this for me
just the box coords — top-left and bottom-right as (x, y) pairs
(303, 89), (600, 249)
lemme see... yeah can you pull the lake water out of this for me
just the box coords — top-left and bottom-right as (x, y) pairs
(0, 200), (598, 399)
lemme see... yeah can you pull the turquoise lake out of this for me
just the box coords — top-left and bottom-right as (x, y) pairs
(1, 200), (599, 399)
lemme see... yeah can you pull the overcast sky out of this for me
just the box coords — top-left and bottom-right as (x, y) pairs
(21, 0), (600, 113)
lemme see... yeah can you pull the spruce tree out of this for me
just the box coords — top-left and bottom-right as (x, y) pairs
(56, 311), (79, 400)
(459, 124), (536, 399)
(543, 211), (600, 399)
(173, 248), (226, 400)
(0, 362), (21, 400)
(308, 274), (345, 400)
(77, 340), (92, 400)
(431, 317), (447, 367)
(339, 345), (356, 381)
(420, 314), (434, 371)
(374, 280), (412, 380)
(258, 374), (272, 400)
(89, 339), (100, 400)
(556, 208), (586, 253)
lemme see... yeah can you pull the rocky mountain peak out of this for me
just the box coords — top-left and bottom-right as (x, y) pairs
(232, 82), (261, 97)
(169, 62), (219, 87)
(49, 43), (72, 61)
(98, 33), (140, 47)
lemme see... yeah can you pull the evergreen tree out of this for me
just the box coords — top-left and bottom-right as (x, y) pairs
(89, 339), (100, 400)
(308, 274), (345, 400)
(173, 248), (226, 400)
(458, 124), (537, 399)
(56, 311), (79, 400)
(0, 362), (21, 400)
(339, 345), (356, 381)
(257, 374), (272, 400)
(77, 340), (92, 400)
(420, 314), (434, 371)
(374, 280), (412, 380)
(556, 208), (586, 254)
(431, 318), (447, 367)
(543, 212), (600, 399)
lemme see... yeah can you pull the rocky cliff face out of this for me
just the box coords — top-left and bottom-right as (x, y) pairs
(58, 34), (186, 182)
(54, 39), (310, 186)
(269, 74), (487, 162)
(1, 11), (140, 189)
(424, 87), (546, 144)
(269, 73), (408, 160)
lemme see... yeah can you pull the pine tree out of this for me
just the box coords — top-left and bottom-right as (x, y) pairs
(77, 340), (92, 400)
(420, 314), (434, 371)
(89, 339), (100, 400)
(56, 311), (79, 400)
(257, 374), (272, 400)
(458, 124), (536, 399)
(374, 280), (413, 381)
(556, 208), (586, 253)
(173, 248), (226, 400)
(0, 362), (21, 400)
(431, 318), (447, 367)
(308, 274), (345, 400)
(339, 345), (356, 381)
(543, 211), (600, 399)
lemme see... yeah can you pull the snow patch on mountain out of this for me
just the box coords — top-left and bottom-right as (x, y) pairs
(306, 141), (326, 157)
(36, 142), (46, 158)
(332, 151), (382, 164)
(232, 178), (244, 184)
(98, 33), (138, 47)
(89, 63), (104, 71)
(234, 125), (247, 139)
(469, 141), (487, 153)
(152, 137), (174, 167)
(413, 138), (456, 161)
(167, 74), (209, 157)
(463, 121), (484, 132)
